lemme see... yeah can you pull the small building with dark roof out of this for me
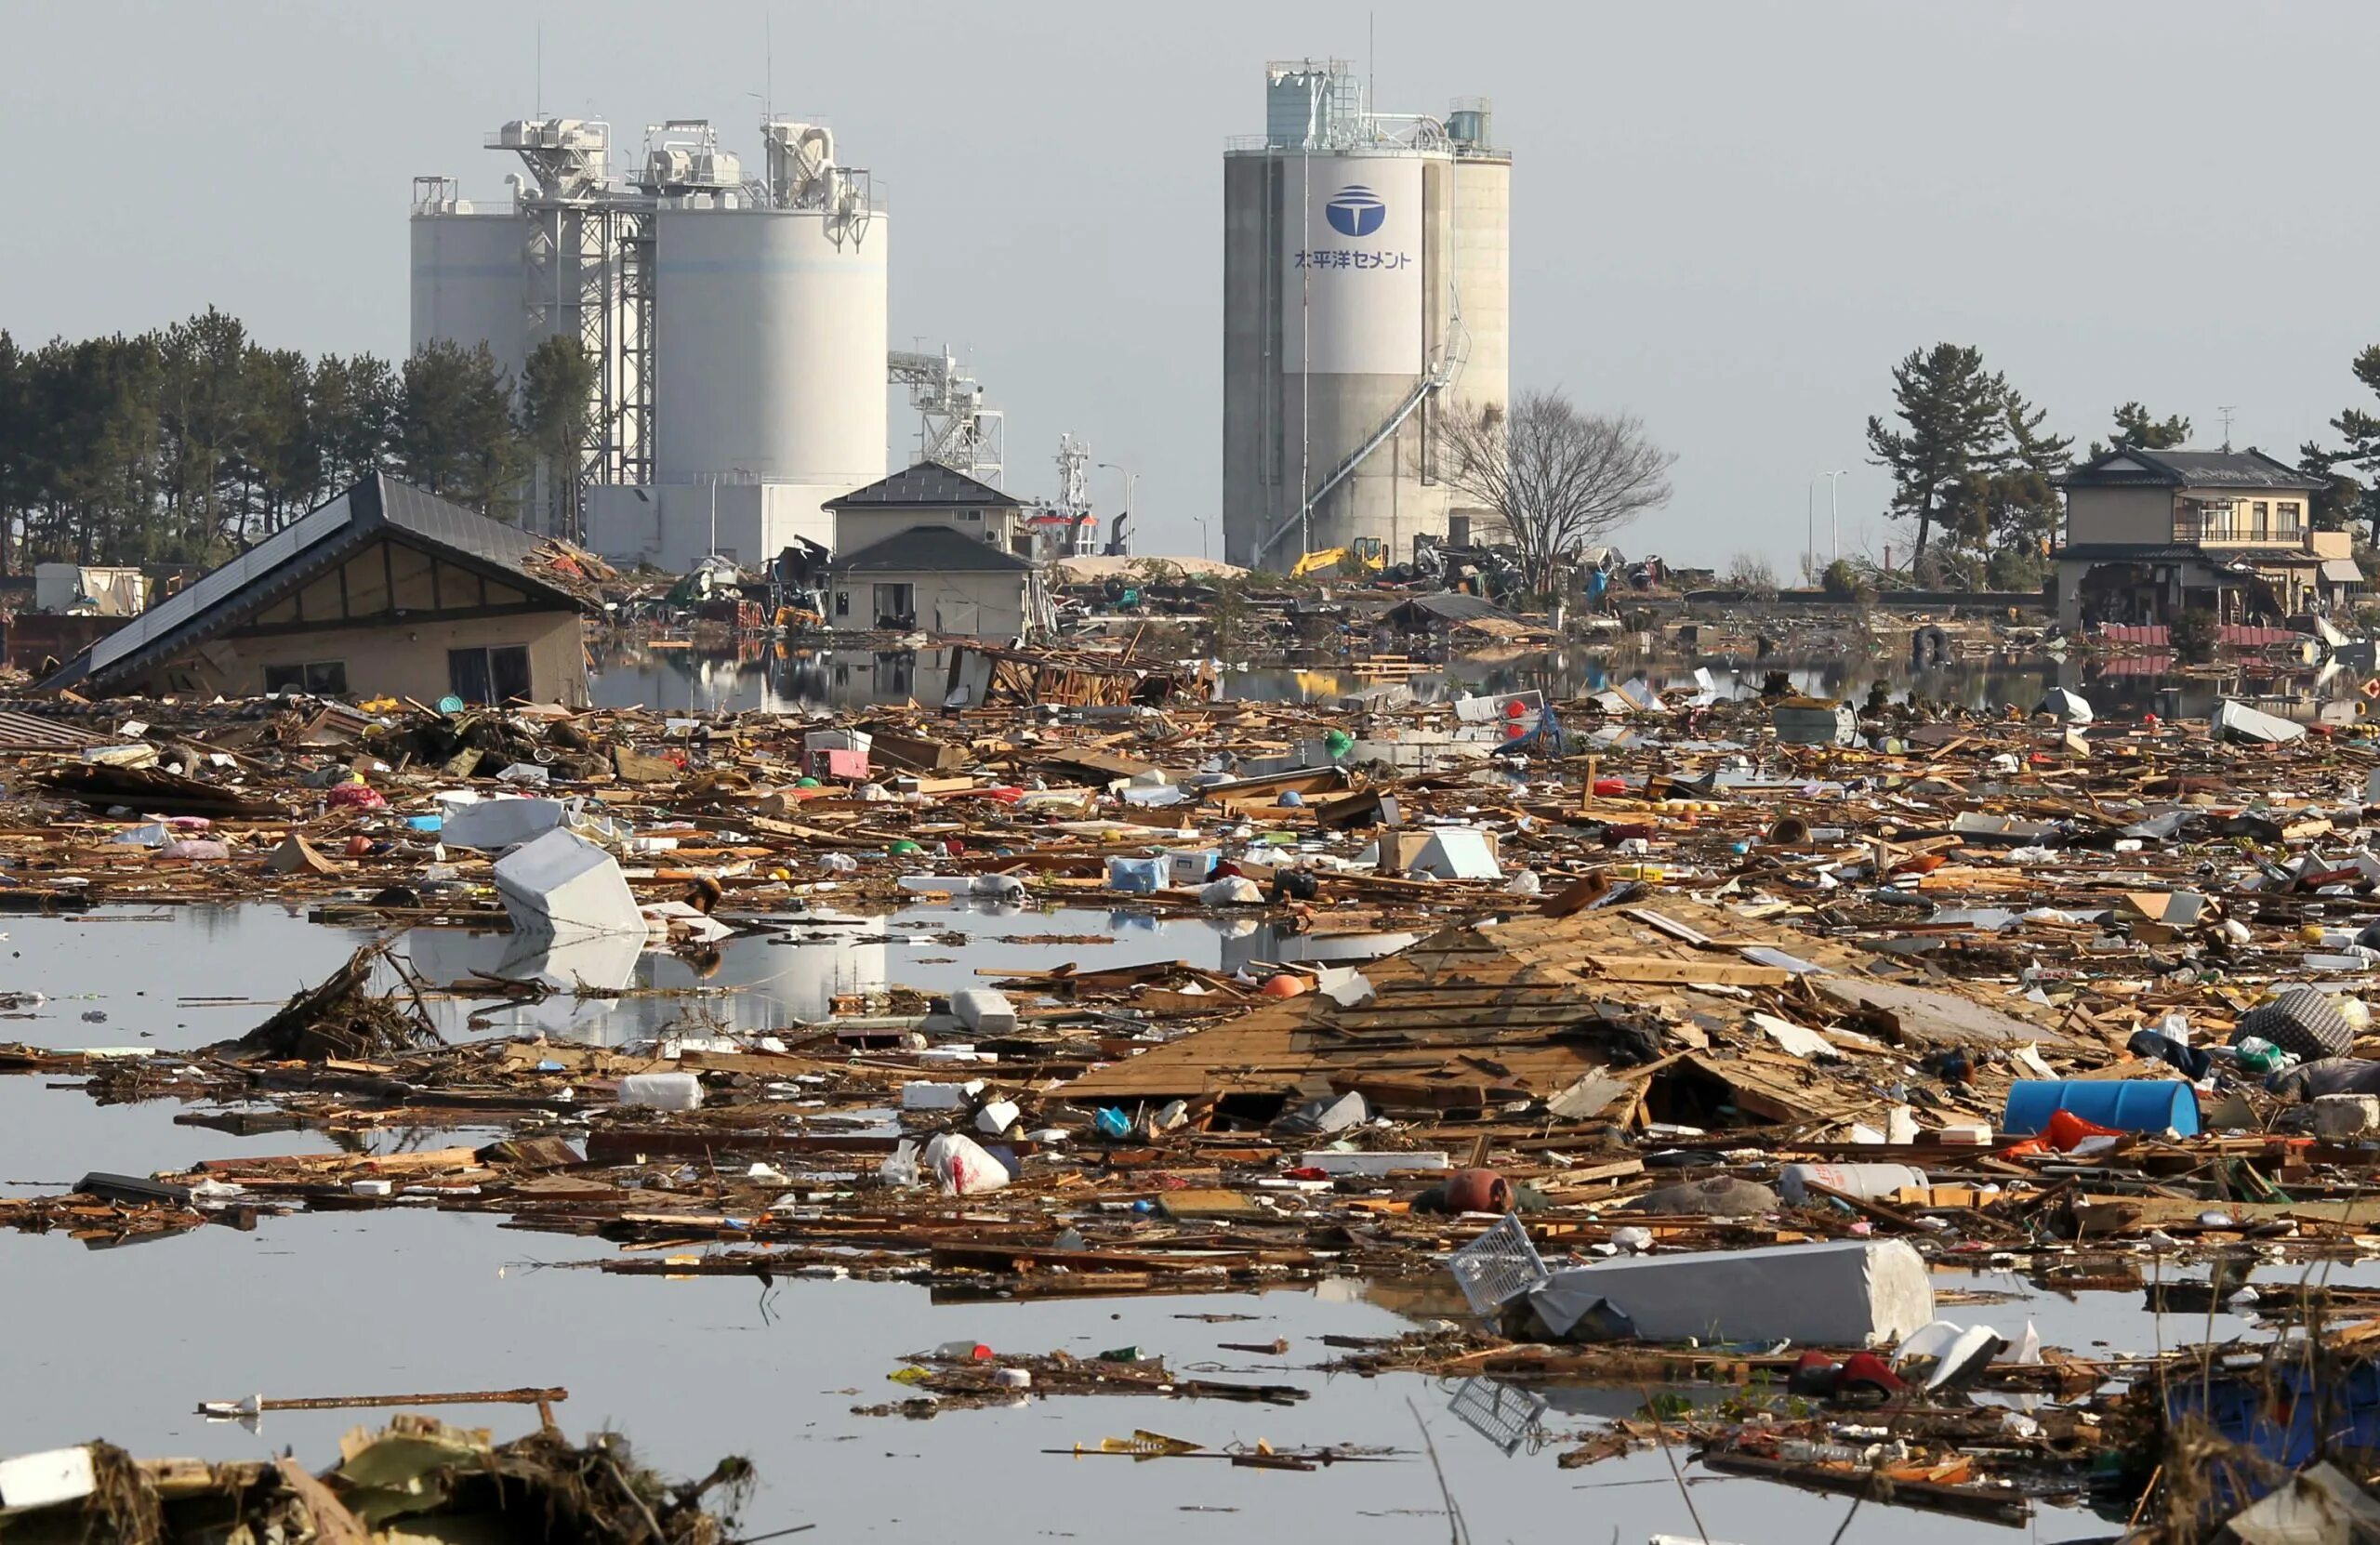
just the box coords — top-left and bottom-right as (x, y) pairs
(828, 523), (1043, 640)
(2054, 447), (2359, 630)
(825, 463), (1028, 561)
(39, 475), (591, 706)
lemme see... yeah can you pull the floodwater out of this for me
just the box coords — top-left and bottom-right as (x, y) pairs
(0, 901), (2307, 1541)
(2, 904), (1414, 1050)
(589, 640), (2359, 726)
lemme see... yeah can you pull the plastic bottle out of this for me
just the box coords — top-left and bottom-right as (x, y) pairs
(1777, 1439), (1869, 1465)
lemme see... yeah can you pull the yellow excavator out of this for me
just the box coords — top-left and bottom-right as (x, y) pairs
(1290, 537), (1387, 579)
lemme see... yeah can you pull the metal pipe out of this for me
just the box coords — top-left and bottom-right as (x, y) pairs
(200, 1387), (567, 1416)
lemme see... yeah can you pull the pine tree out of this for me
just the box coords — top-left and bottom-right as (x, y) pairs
(2109, 403), (2191, 451)
(2303, 346), (2380, 541)
(518, 336), (596, 537)
(397, 341), (522, 519)
(1864, 344), (2007, 579)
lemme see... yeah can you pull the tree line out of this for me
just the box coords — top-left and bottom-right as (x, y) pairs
(0, 308), (592, 574)
(1868, 342), (2380, 589)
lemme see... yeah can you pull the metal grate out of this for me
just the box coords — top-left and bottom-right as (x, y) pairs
(1448, 1377), (1548, 1457)
(1448, 1212), (1549, 1317)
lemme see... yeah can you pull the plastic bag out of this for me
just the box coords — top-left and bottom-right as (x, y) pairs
(879, 1139), (920, 1189)
(923, 1132), (1011, 1195)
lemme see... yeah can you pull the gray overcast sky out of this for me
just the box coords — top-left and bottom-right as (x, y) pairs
(4, 1), (2374, 565)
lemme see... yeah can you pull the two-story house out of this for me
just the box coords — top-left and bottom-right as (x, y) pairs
(821, 463), (1044, 640)
(2054, 447), (2360, 630)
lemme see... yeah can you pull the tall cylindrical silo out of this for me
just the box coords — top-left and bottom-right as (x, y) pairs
(1222, 62), (1512, 571)
(654, 207), (889, 493)
(409, 209), (530, 383)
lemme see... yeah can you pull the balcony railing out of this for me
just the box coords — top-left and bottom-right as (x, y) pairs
(2174, 515), (2304, 547)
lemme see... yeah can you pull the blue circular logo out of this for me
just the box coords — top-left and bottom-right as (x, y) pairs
(1326, 185), (1386, 239)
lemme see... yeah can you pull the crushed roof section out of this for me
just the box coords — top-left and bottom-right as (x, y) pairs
(39, 475), (582, 693)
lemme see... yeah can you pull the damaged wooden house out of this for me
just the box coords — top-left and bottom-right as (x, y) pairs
(38, 476), (593, 706)
(1063, 894), (2069, 1133)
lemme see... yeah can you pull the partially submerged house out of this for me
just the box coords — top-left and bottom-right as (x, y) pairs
(822, 463), (1044, 640)
(824, 462), (1028, 560)
(39, 475), (591, 706)
(2054, 447), (2360, 629)
(827, 524), (1043, 640)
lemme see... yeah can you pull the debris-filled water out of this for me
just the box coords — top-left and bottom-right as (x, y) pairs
(10, 633), (2380, 1542)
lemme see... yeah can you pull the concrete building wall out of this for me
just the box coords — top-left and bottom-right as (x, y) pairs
(828, 567), (1030, 640)
(134, 611), (587, 706)
(2066, 486), (2173, 547)
(585, 482), (840, 573)
(834, 506), (1023, 558)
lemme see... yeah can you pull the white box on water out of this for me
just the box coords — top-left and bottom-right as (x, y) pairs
(949, 990), (1018, 1036)
(494, 829), (643, 939)
(0, 1446), (96, 1510)
(1528, 1238), (1935, 1347)
(441, 795), (568, 851)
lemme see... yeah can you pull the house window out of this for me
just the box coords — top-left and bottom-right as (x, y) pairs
(2254, 501), (2271, 538)
(833, 590), (850, 618)
(958, 509), (983, 522)
(447, 645), (531, 705)
(263, 661), (348, 696)
(872, 583), (915, 626)
(2280, 501), (2304, 535)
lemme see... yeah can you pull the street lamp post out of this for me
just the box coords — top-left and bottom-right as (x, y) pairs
(1095, 462), (1138, 557)
(1192, 515), (1210, 561)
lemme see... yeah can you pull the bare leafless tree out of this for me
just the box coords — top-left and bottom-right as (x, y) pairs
(1439, 390), (1676, 595)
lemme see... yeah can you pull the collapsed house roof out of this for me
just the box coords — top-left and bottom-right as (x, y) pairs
(1064, 894), (2068, 1111)
(39, 476), (587, 693)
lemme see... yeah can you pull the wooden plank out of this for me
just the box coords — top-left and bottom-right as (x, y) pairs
(1585, 957), (1792, 986)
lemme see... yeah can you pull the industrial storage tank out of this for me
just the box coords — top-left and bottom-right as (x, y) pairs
(652, 204), (888, 492)
(1221, 61), (1511, 571)
(408, 187), (529, 383)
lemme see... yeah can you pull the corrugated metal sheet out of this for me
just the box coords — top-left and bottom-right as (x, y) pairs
(0, 710), (103, 751)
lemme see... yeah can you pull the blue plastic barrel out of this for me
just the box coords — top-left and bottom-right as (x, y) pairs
(2001, 1078), (2201, 1138)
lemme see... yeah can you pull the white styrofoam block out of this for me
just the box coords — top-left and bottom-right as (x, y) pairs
(2313, 1094), (2380, 1140)
(950, 990), (1018, 1036)
(0, 1446), (96, 1511)
(1529, 1238), (1935, 1348)
(441, 796), (569, 852)
(495, 829), (642, 939)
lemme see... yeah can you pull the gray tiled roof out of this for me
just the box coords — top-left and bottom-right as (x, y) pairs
(826, 462), (1023, 510)
(832, 524), (1037, 574)
(2061, 447), (2326, 492)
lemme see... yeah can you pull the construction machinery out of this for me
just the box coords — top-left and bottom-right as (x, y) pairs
(1290, 538), (1387, 579)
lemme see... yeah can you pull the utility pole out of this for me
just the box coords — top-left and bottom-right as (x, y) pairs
(1825, 469), (1847, 563)
(1805, 477), (1816, 584)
